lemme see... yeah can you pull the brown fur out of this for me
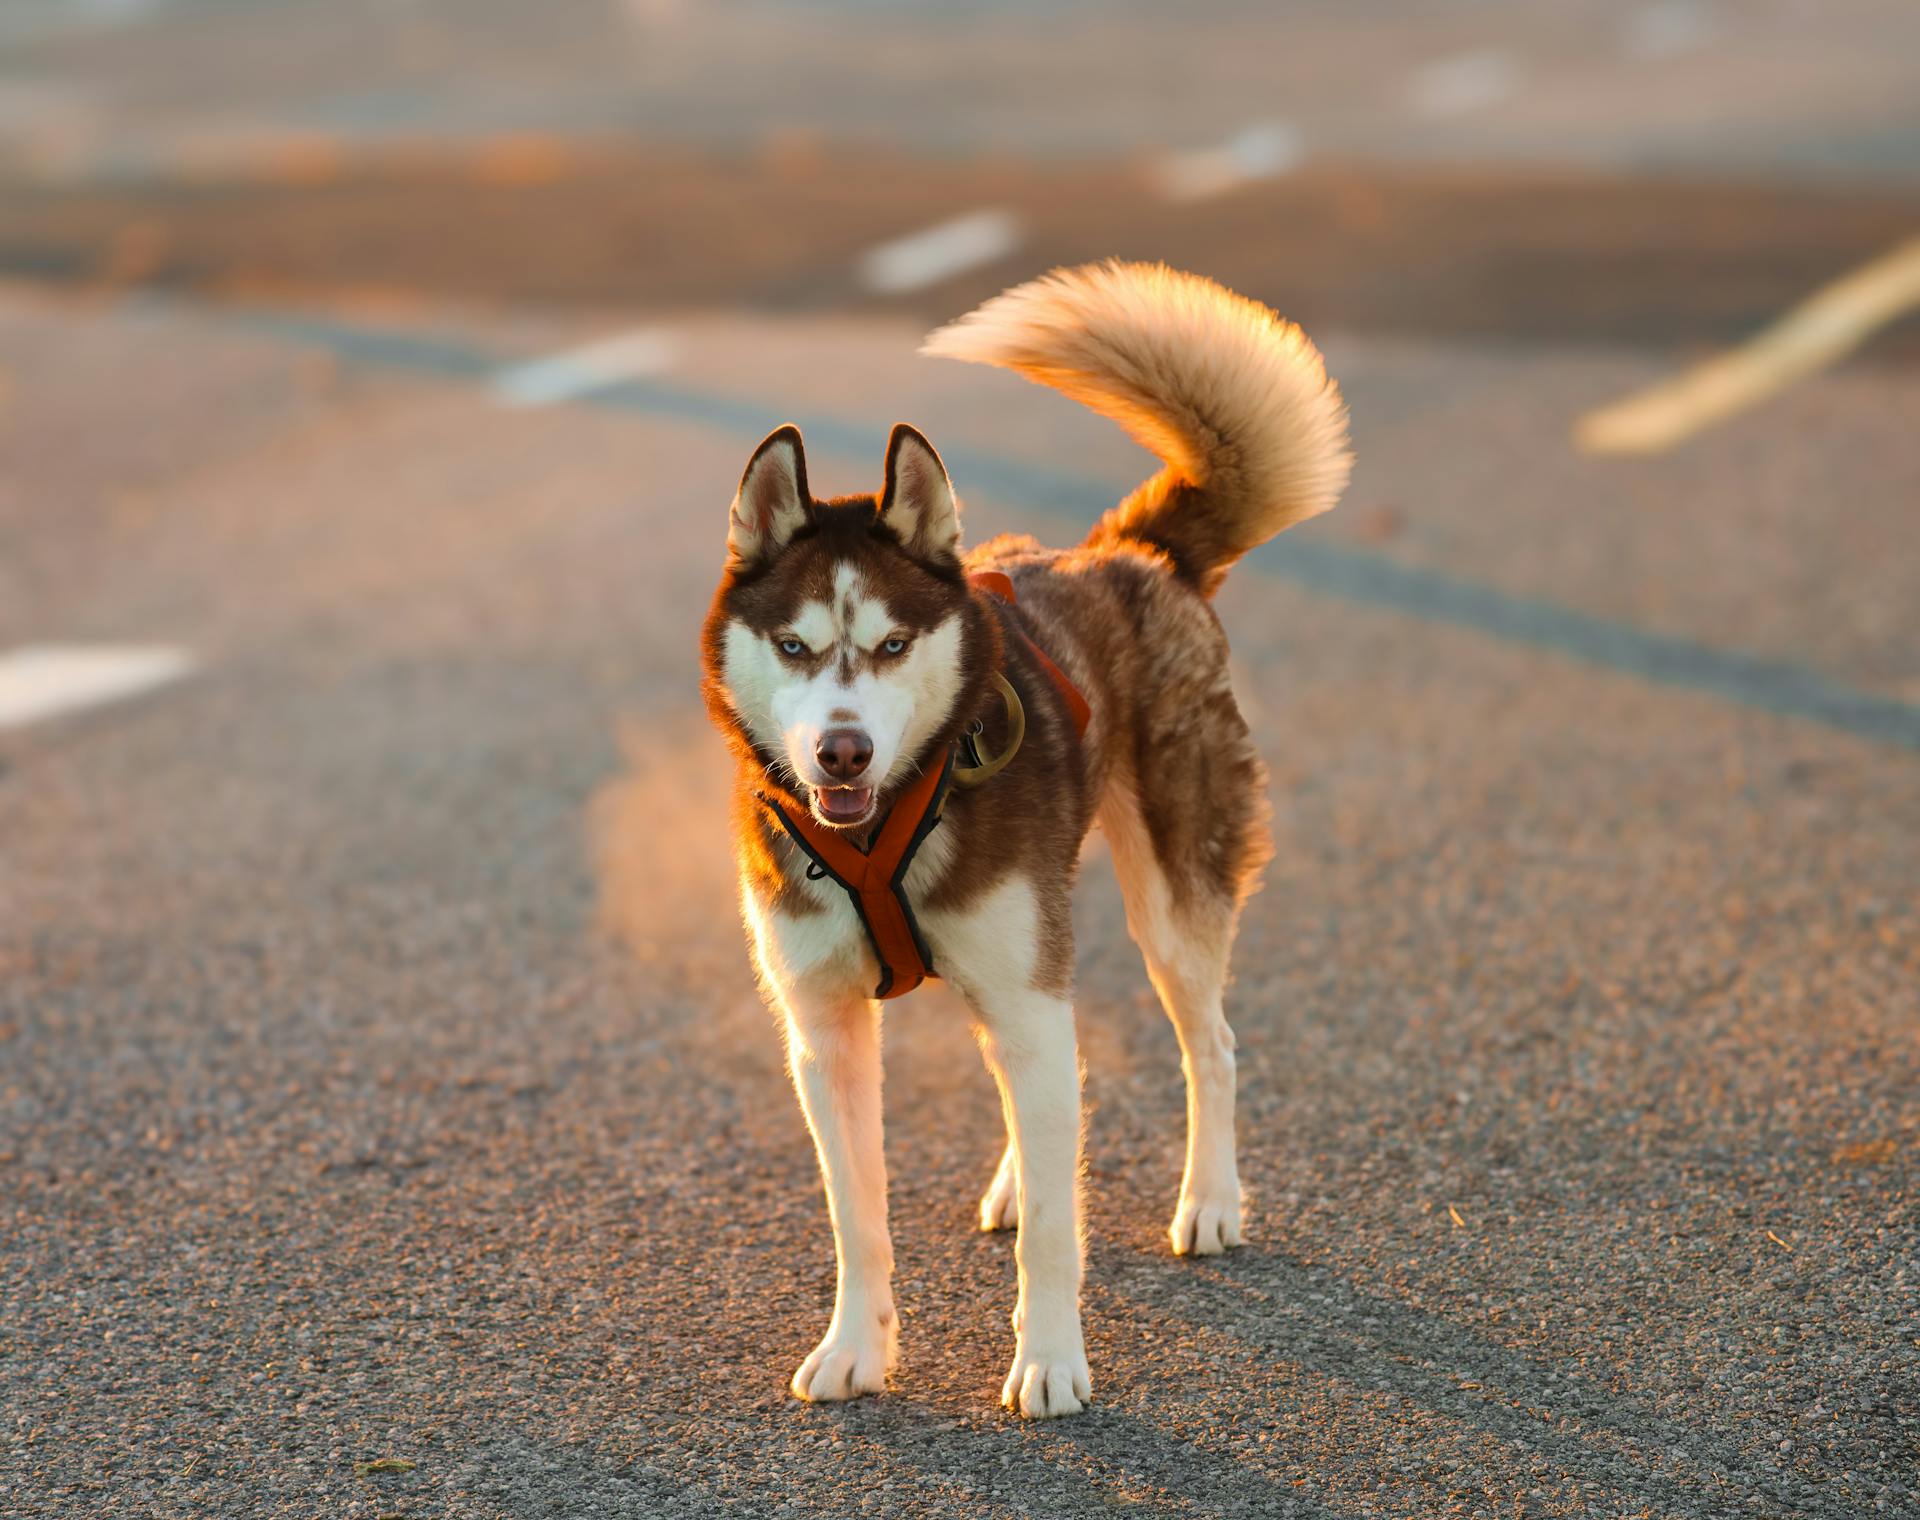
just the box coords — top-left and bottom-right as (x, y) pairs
(964, 533), (1272, 926)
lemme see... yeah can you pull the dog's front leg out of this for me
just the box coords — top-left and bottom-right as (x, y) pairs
(779, 986), (897, 1402)
(971, 989), (1090, 1418)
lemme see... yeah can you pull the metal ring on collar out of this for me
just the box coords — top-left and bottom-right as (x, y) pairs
(951, 673), (1025, 788)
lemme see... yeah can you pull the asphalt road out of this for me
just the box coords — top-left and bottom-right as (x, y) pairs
(3, 259), (1917, 1518)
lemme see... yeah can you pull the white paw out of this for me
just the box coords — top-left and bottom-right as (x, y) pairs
(979, 1152), (1019, 1232)
(791, 1314), (896, 1403)
(1170, 1183), (1244, 1256)
(1001, 1340), (1091, 1419)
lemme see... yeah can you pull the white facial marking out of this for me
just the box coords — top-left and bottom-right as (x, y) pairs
(721, 618), (785, 760)
(790, 600), (835, 651)
(889, 615), (963, 768)
(724, 560), (965, 809)
(849, 594), (897, 651)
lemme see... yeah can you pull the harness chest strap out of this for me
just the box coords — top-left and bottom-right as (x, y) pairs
(761, 751), (952, 999)
(759, 570), (1090, 1001)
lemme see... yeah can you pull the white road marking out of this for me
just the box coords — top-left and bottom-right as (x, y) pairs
(0, 644), (196, 729)
(1407, 49), (1521, 118)
(858, 210), (1021, 295)
(1576, 236), (1920, 455)
(1625, 1), (1715, 59)
(490, 328), (676, 408)
(1152, 121), (1304, 201)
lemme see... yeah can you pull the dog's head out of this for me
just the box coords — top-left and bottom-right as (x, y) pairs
(701, 423), (997, 829)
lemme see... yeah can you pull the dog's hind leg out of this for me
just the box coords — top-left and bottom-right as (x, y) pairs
(1101, 748), (1267, 1256)
(978, 1139), (1019, 1231)
(778, 986), (898, 1401)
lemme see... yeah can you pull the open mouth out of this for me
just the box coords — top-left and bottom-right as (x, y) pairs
(811, 784), (875, 826)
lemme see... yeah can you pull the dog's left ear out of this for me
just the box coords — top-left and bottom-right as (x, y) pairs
(878, 424), (961, 561)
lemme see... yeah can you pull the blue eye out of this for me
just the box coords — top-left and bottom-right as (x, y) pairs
(882, 637), (909, 655)
(779, 637), (806, 657)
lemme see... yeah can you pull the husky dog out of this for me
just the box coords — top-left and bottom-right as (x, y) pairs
(700, 262), (1349, 1418)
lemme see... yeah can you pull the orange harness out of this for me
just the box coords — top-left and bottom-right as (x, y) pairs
(760, 572), (1090, 999)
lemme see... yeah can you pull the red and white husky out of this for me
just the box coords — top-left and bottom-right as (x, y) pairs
(700, 262), (1350, 1417)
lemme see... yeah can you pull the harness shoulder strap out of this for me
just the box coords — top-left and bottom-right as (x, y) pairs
(968, 570), (1092, 739)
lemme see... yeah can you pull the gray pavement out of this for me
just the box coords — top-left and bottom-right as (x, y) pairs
(2, 284), (1917, 1518)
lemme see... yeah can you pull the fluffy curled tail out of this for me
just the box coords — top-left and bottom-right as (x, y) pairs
(922, 260), (1351, 595)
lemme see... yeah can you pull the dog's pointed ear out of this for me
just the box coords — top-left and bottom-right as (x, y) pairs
(728, 425), (811, 565)
(878, 424), (961, 562)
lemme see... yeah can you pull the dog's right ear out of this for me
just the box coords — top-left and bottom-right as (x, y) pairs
(727, 425), (811, 565)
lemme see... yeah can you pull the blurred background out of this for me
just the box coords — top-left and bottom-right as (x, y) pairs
(3, 4), (1918, 1518)
(4, 0), (1920, 344)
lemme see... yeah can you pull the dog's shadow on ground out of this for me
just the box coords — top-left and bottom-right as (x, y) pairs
(798, 1233), (1825, 1519)
(1097, 1239), (1817, 1517)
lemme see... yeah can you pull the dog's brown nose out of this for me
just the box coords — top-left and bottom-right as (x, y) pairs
(815, 728), (873, 781)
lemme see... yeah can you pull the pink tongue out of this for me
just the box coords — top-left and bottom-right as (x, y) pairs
(818, 786), (873, 821)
